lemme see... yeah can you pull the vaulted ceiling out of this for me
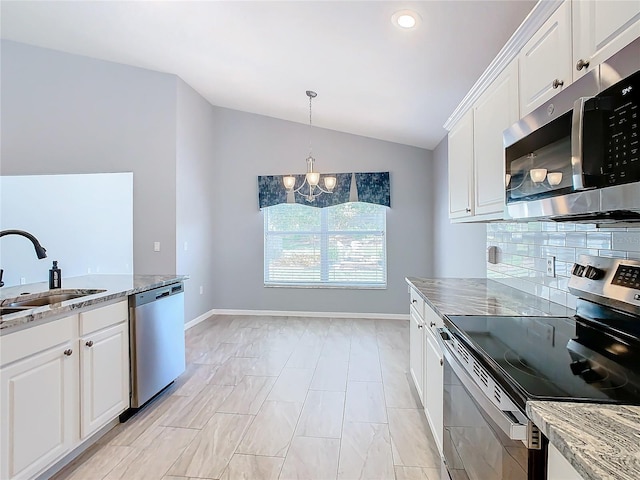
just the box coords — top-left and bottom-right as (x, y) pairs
(1, 1), (536, 150)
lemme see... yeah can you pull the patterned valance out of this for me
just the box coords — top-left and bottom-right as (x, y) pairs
(258, 172), (390, 209)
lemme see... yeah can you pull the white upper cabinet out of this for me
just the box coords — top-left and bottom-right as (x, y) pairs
(573, 0), (640, 79)
(448, 109), (474, 219)
(473, 59), (519, 216)
(519, 0), (573, 116)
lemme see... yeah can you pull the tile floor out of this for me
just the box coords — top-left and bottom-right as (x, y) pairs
(53, 315), (442, 480)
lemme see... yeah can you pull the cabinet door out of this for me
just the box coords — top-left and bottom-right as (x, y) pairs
(473, 59), (519, 216)
(573, 0), (640, 80)
(1, 341), (77, 480)
(80, 322), (129, 438)
(448, 109), (474, 219)
(409, 306), (425, 406)
(424, 330), (444, 456)
(519, 0), (572, 115)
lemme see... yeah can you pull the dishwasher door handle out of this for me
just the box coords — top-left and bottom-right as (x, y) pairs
(156, 290), (170, 300)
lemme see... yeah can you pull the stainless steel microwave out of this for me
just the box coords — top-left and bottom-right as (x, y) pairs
(503, 37), (640, 223)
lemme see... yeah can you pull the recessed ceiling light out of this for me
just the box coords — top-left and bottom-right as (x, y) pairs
(392, 10), (421, 29)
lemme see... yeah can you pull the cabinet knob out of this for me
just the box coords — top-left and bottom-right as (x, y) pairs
(440, 359), (444, 367)
(63, 349), (73, 356)
(412, 299), (417, 304)
(465, 207), (471, 213)
(576, 59), (590, 71)
(552, 79), (564, 89)
(85, 340), (94, 347)
(430, 322), (436, 327)
(418, 324), (423, 329)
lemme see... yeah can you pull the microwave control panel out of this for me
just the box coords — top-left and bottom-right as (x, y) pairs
(605, 102), (639, 185)
(602, 70), (640, 186)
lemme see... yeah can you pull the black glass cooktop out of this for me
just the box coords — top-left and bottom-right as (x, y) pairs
(445, 311), (640, 409)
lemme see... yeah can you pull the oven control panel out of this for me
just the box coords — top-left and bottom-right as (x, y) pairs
(569, 255), (640, 314)
(611, 264), (640, 289)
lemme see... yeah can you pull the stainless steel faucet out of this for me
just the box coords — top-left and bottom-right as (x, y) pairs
(0, 229), (48, 287)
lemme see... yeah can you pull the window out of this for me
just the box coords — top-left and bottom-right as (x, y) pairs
(264, 202), (387, 288)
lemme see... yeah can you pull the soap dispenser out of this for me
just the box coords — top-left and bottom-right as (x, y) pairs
(49, 261), (61, 289)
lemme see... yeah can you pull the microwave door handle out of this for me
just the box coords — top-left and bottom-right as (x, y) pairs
(439, 335), (528, 442)
(571, 97), (592, 190)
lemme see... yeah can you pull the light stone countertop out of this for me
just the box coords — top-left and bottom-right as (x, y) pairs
(0, 274), (187, 333)
(406, 277), (640, 480)
(527, 401), (640, 480)
(405, 277), (574, 318)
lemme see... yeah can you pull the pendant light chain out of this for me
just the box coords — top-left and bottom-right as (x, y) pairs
(308, 91), (314, 158)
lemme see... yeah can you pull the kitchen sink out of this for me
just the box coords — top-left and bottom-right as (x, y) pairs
(5, 289), (107, 308)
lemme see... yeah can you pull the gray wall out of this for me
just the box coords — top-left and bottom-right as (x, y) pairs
(207, 107), (434, 314)
(2, 39), (435, 317)
(175, 79), (218, 322)
(432, 137), (486, 277)
(1, 40), (178, 276)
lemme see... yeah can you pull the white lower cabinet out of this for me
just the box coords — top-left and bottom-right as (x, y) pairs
(424, 328), (443, 455)
(80, 321), (129, 439)
(1, 315), (79, 480)
(408, 288), (444, 456)
(0, 300), (129, 480)
(409, 305), (425, 405)
(547, 442), (585, 480)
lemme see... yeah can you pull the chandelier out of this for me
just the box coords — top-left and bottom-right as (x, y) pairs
(283, 90), (337, 202)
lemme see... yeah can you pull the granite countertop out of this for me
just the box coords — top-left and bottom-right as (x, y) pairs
(0, 274), (187, 333)
(407, 277), (639, 480)
(406, 277), (574, 317)
(528, 401), (640, 480)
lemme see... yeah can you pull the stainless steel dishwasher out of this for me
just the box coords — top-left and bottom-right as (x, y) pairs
(128, 282), (185, 408)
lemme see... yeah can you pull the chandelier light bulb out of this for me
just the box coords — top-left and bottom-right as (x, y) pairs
(324, 176), (337, 191)
(547, 172), (563, 186)
(530, 168), (547, 184)
(306, 171), (320, 187)
(283, 175), (296, 191)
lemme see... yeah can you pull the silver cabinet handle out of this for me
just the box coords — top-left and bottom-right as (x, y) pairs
(552, 79), (564, 89)
(430, 322), (436, 327)
(63, 349), (73, 356)
(85, 340), (94, 347)
(576, 59), (590, 71)
(417, 324), (423, 329)
(440, 358), (444, 366)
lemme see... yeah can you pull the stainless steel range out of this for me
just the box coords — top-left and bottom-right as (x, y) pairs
(437, 255), (640, 480)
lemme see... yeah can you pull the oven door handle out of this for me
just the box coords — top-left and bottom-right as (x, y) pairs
(438, 331), (528, 442)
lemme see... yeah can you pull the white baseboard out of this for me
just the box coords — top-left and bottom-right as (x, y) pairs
(185, 308), (408, 330)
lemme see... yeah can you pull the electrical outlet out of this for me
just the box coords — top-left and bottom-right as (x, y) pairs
(20, 277), (26, 285)
(154, 241), (161, 252)
(546, 256), (556, 277)
(199, 285), (204, 295)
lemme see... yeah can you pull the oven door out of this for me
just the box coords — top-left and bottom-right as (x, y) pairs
(440, 337), (547, 480)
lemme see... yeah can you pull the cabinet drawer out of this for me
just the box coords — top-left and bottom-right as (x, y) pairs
(80, 300), (128, 335)
(409, 288), (425, 318)
(1, 314), (77, 367)
(424, 304), (444, 336)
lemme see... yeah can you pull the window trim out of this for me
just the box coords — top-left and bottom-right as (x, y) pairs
(263, 203), (387, 289)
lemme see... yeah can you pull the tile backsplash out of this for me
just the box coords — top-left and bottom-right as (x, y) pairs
(486, 222), (640, 309)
